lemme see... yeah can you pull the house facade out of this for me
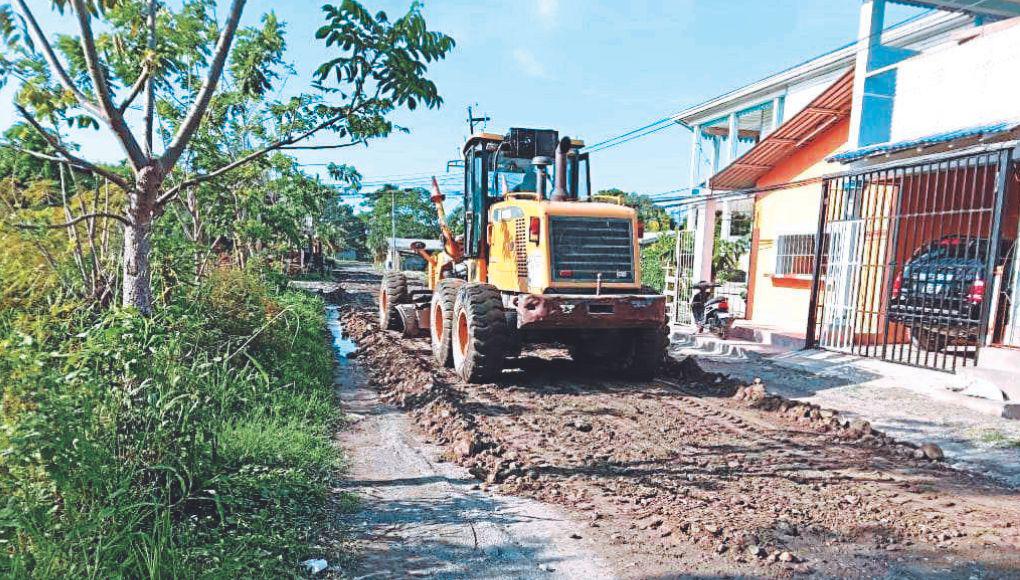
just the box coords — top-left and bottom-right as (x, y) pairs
(668, 0), (1020, 376)
(810, 1), (1020, 372)
(709, 71), (854, 337)
(664, 6), (975, 288)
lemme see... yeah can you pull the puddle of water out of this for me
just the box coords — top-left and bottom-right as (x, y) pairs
(326, 305), (357, 361)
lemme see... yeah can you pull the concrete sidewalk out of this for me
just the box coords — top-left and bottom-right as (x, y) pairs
(670, 328), (1020, 488)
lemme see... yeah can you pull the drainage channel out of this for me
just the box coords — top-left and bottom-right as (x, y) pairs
(326, 305), (357, 360)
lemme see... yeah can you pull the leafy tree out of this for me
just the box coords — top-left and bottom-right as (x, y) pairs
(0, 124), (64, 190)
(713, 235), (750, 282)
(596, 188), (674, 231)
(640, 231), (675, 293)
(361, 184), (439, 261)
(322, 198), (368, 258)
(0, 0), (454, 313)
(446, 202), (464, 237)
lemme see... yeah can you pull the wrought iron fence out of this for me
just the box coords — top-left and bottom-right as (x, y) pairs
(807, 148), (1016, 372)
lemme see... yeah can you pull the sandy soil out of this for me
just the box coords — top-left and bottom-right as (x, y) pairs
(331, 266), (1020, 579)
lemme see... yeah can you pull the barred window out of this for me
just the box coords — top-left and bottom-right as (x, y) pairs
(775, 234), (818, 276)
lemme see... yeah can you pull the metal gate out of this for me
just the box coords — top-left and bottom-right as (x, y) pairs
(807, 148), (1015, 372)
(666, 229), (696, 326)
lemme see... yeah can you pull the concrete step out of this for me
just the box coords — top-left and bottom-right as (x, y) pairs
(729, 324), (806, 350)
(669, 327), (785, 361)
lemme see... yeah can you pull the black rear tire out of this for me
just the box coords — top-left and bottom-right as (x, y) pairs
(430, 278), (464, 367)
(569, 330), (625, 366)
(910, 327), (948, 352)
(620, 326), (669, 380)
(379, 271), (408, 331)
(451, 283), (508, 383)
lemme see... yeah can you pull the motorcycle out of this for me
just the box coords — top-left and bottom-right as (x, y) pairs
(690, 281), (735, 339)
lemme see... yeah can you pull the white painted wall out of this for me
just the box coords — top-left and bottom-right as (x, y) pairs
(784, 70), (846, 120)
(890, 21), (1020, 142)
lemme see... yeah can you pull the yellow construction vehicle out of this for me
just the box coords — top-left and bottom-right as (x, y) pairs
(378, 128), (668, 383)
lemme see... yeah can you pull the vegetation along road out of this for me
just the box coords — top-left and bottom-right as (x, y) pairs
(329, 264), (1020, 579)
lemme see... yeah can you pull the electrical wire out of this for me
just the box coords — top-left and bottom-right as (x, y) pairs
(582, 6), (941, 157)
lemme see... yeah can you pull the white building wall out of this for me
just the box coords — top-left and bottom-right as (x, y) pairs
(890, 21), (1020, 142)
(783, 70), (847, 120)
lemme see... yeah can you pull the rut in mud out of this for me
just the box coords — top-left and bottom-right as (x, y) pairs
(334, 266), (1020, 578)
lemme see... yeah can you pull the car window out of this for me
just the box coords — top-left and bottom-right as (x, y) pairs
(915, 237), (985, 261)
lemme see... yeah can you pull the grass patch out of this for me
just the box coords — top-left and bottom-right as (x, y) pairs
(978, 430), (1020, 448)
(0, 267), (344, 577)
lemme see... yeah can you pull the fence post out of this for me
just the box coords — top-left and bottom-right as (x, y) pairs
(975, 147), (1015, 361)
(805, 180), (830, 348)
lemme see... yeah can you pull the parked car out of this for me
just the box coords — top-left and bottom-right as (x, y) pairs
(888, 235), (1014, 351)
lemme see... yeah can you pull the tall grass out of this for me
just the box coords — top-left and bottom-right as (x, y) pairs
(0, 267), (344, 577)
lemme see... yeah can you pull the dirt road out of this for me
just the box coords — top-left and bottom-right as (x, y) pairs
(327, 273), (615, 579)
(332, 266), (1020, 578)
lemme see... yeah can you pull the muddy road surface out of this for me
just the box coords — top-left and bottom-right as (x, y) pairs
(332, 265), (1020, 579)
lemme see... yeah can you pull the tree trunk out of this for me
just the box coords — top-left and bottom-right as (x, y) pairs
(123, 166), (162, 314)
(123, 213), (153, 314)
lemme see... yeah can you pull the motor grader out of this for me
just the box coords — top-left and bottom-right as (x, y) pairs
(378, 127), (668, 383)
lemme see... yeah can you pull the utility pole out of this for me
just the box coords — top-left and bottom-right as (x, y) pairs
(390, 189), (396, 270)
(467, 105), (490, 134)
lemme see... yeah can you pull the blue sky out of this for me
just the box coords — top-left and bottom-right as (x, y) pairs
(0, 1), (923, 203)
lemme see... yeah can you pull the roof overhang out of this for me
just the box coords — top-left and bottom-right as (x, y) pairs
(828, 121), (1020, 164)
(893, 0), (1020, 19)
(709, 70), (854, 191)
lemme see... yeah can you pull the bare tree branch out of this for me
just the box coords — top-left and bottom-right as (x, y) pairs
(143, 0), (157, 156)
(119, 65), (149, 114)
(155, 114), (354, 207)
(279, 142), (366, 150)
(11, 105), (132, 190)
(3, 143), (90, 170)
(71, 0), (147, 169)
(58, 164), (92, 288)
(12, 0), (102, 118)
(161, 0), (246, 170)
(15, 212), (133, 229)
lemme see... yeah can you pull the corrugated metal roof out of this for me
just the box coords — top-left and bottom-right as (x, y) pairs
(828, 121), (1019, 163)
(708, 70), (854, 191)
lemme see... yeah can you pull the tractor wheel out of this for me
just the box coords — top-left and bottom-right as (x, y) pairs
(620, 326), (669, 380)
(378, 271), (408, 331)
(430, 278), (465, 367)
(451, 283), (508, 383)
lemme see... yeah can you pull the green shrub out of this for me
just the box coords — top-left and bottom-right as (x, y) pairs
(641, 232), (677, 293)
(0, 267), (343, 578)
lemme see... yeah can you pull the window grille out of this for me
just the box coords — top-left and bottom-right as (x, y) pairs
(775, 234), (818, 276)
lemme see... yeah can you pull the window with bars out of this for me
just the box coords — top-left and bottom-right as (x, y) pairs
(775, 233), (818, 276)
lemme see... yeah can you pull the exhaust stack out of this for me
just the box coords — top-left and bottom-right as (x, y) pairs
(552, 136), (571, 201)
(532, 156), (552, 200)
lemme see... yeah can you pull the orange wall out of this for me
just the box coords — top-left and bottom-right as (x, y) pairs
(758, 118), (850, 188)
(747, 118), (849, 332)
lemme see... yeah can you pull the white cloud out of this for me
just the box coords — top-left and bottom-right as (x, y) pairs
(512, 48), (548, 78)
(536, 0), (559, 20)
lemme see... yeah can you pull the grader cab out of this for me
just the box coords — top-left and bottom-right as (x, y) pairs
(378, 128), (668, 383)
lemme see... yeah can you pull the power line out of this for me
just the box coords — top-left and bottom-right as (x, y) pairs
(581, 7), (939, 157)
(582, 116), (677, 151)
(318, 173), (460, 188)
(585, 122), (680, 154)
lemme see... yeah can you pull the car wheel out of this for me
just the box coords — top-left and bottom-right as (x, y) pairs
(910, 327), (947, 352)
